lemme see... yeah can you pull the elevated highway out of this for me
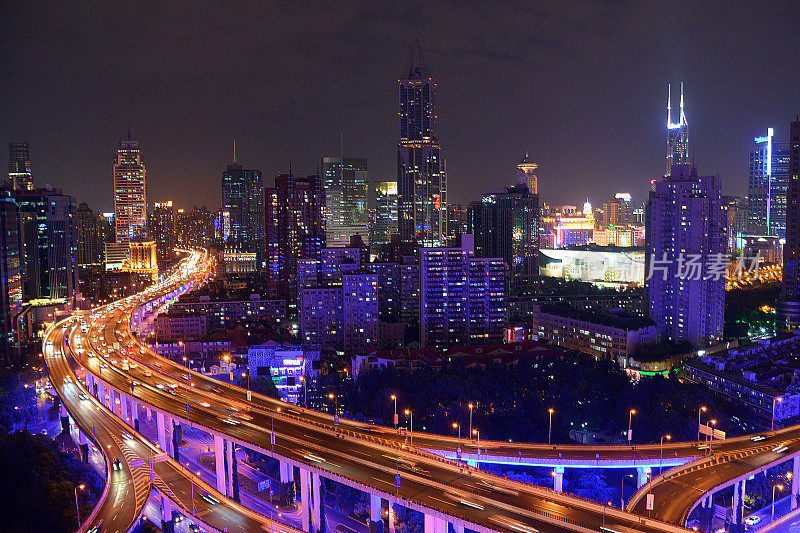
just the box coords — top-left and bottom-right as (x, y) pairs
(60, 248), (800, 532)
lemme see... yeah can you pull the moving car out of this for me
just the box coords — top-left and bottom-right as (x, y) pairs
(744, 515), (761, 526)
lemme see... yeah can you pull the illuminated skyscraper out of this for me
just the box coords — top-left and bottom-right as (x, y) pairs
(322, 157), (368, 247)
(397, 41), (446, 246)
(0, 190), (22, 363)
(777, 119), (800, 331)
(647, 164), (724, 346)
(113, 138), (147, 243)
(747, 128), (790, 237)
(221, 163), (264, 262)
(150, 201), (177, 263)
(76, 202), (105, 265)
(266, 173), (326, 302)
(665, 83), (689, 176)
(8, 142), (33, 191)
(372, 181), (398, 245)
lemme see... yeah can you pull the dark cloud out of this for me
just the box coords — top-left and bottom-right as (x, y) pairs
(0, 1), (798, 212)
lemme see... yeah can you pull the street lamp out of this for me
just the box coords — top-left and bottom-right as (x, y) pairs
(620, 474), (633, 509)
(404, 409), (413, 447)
(472, 428), (480, 455)
(74, 484), (85, 527)
(659, 434), (671, 474)
(548, 408), (554, 445)
(697, 406), (707, 441)
(468, 403), (474, 437)
(391, 394), (398, 429)
(773, 484), (784, 520)
(628, 409), (636, 444)
(452, 422), (461, 440)
(709, 419), (717, 454)
(328, 393), (338, 423)
(299, 375), (307, 409)
(772, 397), (783, 432)
(242, 371), (251, 401)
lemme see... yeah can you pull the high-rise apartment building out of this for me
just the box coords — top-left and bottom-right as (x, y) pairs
(777, 119), (800, 331)
(299, 271), (378, 353)
(747, 128), (790, 237)
(76, 202), (106, 265)
(647, 164), (724, 346)
(8, 142), (33, 191)
(602, 193), (632, 228)
(446, 204), (469, 246)
(150, 201), (177, 264)
(16, 187), (79, 305)
(419, 236), (505, 350)
(176, 206), (216, 249)
(397, 42), (446, 246)
(113, 138), (147, 242)
(323, 157), (368, 247)
(222, 163), (264, 262)
(0, 191), (22, 363)
(665, 83), (689, 176)
(373, 181), (399, 245)
(469, 158), (539, 295)
(266, 173), (326, 302)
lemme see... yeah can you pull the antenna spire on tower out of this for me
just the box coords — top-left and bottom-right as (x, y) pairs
(667, 83), (672, 126)
(680, 82), (687, 125)
(233, 140), (236, 163)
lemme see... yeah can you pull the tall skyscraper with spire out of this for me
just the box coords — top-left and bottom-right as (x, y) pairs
(665, 83), (689, 176)
(8, 142), (33, 191)
(397, 41), (446, 247)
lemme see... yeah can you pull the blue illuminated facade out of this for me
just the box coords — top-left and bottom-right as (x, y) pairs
(747, 128), (790, 237)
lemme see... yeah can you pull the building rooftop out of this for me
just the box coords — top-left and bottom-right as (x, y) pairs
(538, 303), (655, 331)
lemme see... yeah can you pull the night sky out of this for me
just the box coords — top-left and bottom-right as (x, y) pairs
(1, 1), (798, 212)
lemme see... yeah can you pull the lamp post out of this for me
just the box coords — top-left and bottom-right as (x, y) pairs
(659, 434), (671, 474)
(628, 409), (636, 444)
(452, 422), (461, 440)
(404, 409), (413, 447)
(697, 406), (707, 441)
(709, 419), (717, 454)
(328, 393), (338, 424)
(74, 484), (85, 527)
(772, 397), (783, 432)
(468, 403), (474, 437)
(299, 375), (307, 409)
(548, 408), (554, 445)
(271, 407), (281, 452)
(391, 394), (398, 429)
(472, 428), (480, 455)
(620, 474), (633, 509)
(773, 484), (784, 520)
(242, 371), (251, 401)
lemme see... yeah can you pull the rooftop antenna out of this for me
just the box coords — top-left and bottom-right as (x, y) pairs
(667, 83), (672, 126)
(127, 126), (131, 141)
(679, 82), (687, 125)
(233, 140), (237, 163)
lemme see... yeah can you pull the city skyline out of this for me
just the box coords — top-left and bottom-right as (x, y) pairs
(1, 2), (798, 212)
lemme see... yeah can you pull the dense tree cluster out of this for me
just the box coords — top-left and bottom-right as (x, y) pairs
(312, 354), (756, 445)
(0, 430), (103, 532)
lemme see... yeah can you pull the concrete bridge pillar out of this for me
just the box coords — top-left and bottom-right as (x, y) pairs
(732, 480), (740, 524)
(300, 467), (312, 532)
(312, 472), (323, 533)
(85, 372), (93, 392)
(97, 381), (106, 406)
(279, 461), (295, 506)
(214, 434), (228, 497)
(157, 411), (167, 452)
(120, 394), (129, 425)
(792, 456), (800, 510)
(423, 515), (448, 533)
(370, 494), (383, 533)
(388, 502), (396, 533)
(160, 494), (175, 533)
(553, 466), (564, 493)
(453, 524), (464, 533)
(131, 400), (139, 431)
(146, 406), (152, 421)
(636, 466), (651, 489)
(226, 438), (234, 496)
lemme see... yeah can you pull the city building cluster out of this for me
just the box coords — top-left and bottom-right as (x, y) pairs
(1, 44), (798, 422)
